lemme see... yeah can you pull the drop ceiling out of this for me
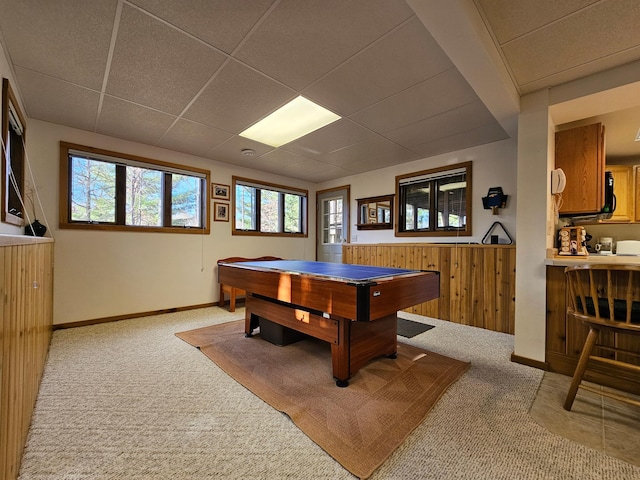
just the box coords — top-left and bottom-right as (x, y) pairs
(1, 0), (640, 183)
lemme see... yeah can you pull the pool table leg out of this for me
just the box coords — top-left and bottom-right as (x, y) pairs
(331, 314), (398, 387)
(331, 317), (351, 387)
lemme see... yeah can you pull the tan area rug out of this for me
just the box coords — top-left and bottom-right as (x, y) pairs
(176, 320), (470, 479)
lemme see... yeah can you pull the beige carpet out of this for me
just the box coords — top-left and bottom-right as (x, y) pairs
(176, 320), (470, 479)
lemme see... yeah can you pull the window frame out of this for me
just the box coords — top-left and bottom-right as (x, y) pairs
(232, 176), (308, 237)
(395, 161), (472, 237)
(1, 78), (27, 227)
(59, 142), (210, 234)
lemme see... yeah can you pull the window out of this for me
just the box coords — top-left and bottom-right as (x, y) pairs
(322, 196), (343, 243)
(59, 142), (210, 233)
(232, 176), (307, 237)
(1, 78), (26, 226)
(396, 161), (472, 236)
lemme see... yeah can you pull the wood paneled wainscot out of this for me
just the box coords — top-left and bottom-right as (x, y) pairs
(0, 236), (54, 480)
(343, 243), (515, 334)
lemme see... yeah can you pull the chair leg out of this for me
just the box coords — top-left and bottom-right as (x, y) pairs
(219, 285), (225, 307)
(563, 326), (599, 411)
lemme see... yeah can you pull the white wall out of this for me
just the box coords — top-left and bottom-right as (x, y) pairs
(26, 120), (317, 324)
(317, 138), (517, 245)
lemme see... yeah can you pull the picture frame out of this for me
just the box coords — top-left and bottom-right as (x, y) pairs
(214, 202), (229, 222)
(212, 183), (230, 200)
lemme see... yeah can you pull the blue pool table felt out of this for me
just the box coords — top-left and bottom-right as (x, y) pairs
(234, 260), (418, 282)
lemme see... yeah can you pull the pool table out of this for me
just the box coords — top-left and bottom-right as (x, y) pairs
(217, 260), (440, 386)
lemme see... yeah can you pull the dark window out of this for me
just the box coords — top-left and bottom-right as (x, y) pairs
(1, 78), (26, 226)
(396, 162), (472, 236)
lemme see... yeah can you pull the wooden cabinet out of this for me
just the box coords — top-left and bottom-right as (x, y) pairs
(555, 123), (605, 215)
(607, 164), (634, 221)
(636, 166), (640, 222)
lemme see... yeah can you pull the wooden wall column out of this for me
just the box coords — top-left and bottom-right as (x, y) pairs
(0, 238), (54, 480)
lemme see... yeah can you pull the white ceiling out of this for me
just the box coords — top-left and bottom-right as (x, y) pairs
(1, 0), (640, 182)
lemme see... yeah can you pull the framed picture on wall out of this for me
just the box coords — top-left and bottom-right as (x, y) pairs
(214, 202), (229, 222)
(212, 183), (230, 200)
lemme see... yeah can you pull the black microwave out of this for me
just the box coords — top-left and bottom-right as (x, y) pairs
(601, 171), (615, 216)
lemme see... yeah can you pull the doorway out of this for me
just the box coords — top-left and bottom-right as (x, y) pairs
(316, 186), (350, 263)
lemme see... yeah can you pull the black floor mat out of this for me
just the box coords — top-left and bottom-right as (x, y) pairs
(397, 317), (435, 338)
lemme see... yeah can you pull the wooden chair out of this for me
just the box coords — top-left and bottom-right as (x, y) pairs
(563, 264), (640, 410)
(217, 256), (282, 312)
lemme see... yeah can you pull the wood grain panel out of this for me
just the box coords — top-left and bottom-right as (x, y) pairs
(349, 314), (397, 373)
(546, 266), (567, 354)
(1, 241), (54, 480)
(245, 295), (339, 344)
(342, 244), (515, 334)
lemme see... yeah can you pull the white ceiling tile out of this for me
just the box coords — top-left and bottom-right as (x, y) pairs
(14, 67), (100, 132)
(302, 166), (353, 183)
(128, 0), (274, 54)
(183, 59), (295, 133)
(0, 0), (117, 89)
(303, 17), (453, 116)
(321, 137), (418, 168)
(96, 96), (176, 145)
(477, 0), (598, 44)
(384, 101), (500, 147)
(350, 69), (479, 133)
(106, 4), (226, 115)
(234, 0), (414, 90)
(260, 149), (310, 168)
(157, 119), (232, 157)
(282, 119), (378, 158)
(518, 46), (640, 94)
(205, 135), (275, 165)
(413, 123), (510, 158)
(501, 0), (640, 87)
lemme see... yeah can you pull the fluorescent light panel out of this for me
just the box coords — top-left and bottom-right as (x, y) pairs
(239, 96), (341, 148)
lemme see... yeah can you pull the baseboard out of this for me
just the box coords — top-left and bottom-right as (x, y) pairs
(53, 302), (217, 330)
(510, 353), (549, 370)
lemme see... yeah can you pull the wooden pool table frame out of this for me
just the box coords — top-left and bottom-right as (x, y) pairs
(218, 262), (440, 386)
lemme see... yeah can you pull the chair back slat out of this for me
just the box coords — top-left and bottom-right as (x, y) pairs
(564, 264), (640, 331)
(590, 270), (601, 320)
(606, 270), (615, 322)
(626, 271), (634, 325)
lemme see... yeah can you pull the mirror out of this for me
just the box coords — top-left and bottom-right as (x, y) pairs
(356, 194), (393, 230)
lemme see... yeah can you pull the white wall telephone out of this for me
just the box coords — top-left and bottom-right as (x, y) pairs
(551, 168), (566, 194)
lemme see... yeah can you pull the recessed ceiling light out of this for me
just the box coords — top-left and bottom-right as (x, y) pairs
(239, 96), (341, 148)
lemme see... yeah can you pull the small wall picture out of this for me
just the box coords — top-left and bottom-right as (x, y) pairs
(212, 183), (230, 200)
(214, 202), (229, 222)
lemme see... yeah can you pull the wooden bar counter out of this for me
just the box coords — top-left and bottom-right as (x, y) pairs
(545, 255), (640, 394)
